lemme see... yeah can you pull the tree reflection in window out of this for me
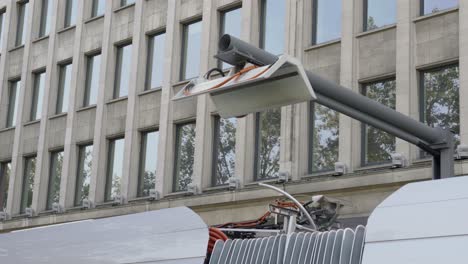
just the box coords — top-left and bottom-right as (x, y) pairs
(213, 117), (236, 186)
(362, 79), (396, 165)
(310, 104), (339, 172)
(421, 65), (460, 151)
(255, 109), (281, 180)
(174, 122), (196, 191)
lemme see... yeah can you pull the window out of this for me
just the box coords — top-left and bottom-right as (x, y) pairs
(121, 0), (135, 7)
(180, 20), (202, 80)
(420, 65), (460, 151)
(84, 53), (101, 106)
(91, 0), (105, 18)
(114, 43), (132, 98)
(6, 80), (20, 128)
(105, 138), (124, 201)
(16, 1), (29, 46)
(421, 0), (458, 15)
(30, 71), (45, 121)
(364, 0), (396, 31)
(260, 0), (285, 55)
(146, 33), (165, 90)
(38, 0), (52, 37)
(255, 109), (280, 180)
(20, 156), (36, 214)
(0, 9), (6, 49)
(0, 162), (11, 211)
(138, 130), (159, 197)
(173, 122), (196, 192)
(46, 151), (63, 210)
(64, 0), (77, 28)
(56, 62), (72, 114)
(362, 79), (396, 165)
(313, 0), (341, 44)
(309, 103), (339, 173)
(219, 7), (242, 69)
(74, 144), (93, 206)
(212, 117), (236, 186)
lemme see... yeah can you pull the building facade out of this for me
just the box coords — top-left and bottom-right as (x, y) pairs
(0, 0), (467, 230)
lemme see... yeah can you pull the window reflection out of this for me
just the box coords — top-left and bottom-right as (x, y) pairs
(6, 80), (20, 128)
(21, 156), (36, 213)
(138, 131), (159, 197)
(47, 151), (63, 210)
(105, 138), (124, 201)
(255, 109), (281, 180)
(365, 0), (396, 31)
(174, 122), (196, 192)
(84, 53), (101, 106)
(75, 145), (93, 206)
(181, 21), (202, 80)
(213, 117), (236, 186)
(362, 79), (396, 165)
(220, 7), (242, 69)
(310, 104), (339, 172)
(146, 33), (166, 90)
(57, 63), (72, 114)
(114, 43), (132, 98)
(0, 162), (11, 211)
(261, 0), (285, 55)
(31, 72), (45, 121)
(314, 0), (341, 44)
(422, 0), (458, 15)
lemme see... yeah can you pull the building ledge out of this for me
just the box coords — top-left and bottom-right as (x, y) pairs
(107, 96), (128, 104)
(49, 112), (67, 120)
(57, 25), (76, 34)
(8, 44), (24, 53)
(304, 39), (341, 52)
(84, 14), (104, 24)
(24, 120), (41, 126)
(32, 35), (49, 43)
(77, 105), (97, 112)
(113, 3), (136, 13)
(138, 88), (161, 96)
(356, 23), (396, 38)
(413, 6), (459, 23)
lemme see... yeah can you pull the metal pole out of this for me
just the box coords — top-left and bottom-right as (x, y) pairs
(217, 34), (456, 179)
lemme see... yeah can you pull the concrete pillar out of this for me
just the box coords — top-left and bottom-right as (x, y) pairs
(6, 0), (36, 215)
(0, 0), (13, 215)
(32, 0), (68, 213)
(89, 1), (114, 204)
(395, 0), (419, 163)
(59, 0), (88, 209)
(193, 0), (217, 191)
(155, 0), (178, 196)
(234, 0), (259, 185)
(338, 0), (362, 171)
(121, 0), (145, 201)
(459, 0), (468, 145)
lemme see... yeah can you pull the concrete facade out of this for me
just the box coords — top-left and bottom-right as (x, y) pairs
(0, 0), (467, 231)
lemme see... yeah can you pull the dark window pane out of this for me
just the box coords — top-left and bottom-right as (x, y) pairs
(20, 156), (36, 214)
(363, 79), (396, 165)
(181, 21), (202, 80)
(421, 65), (460, 149)
(30, 72), (45, 121)
(255, 109), (281, 180)
(6, 80), (20, 128)
(310, 104), (339, 172)
(92, 0), (105, 17)
(84, 53), (101, 106)
(75, 145), (93, 206)
(314, 0), (341, 44)
(220, 7), (242, 69)
(56, 63), (72, 114)
(0, 162), (11, 211)
(46, 151), (63, 210)
(39, 0), (52, 37)
(422, 0), (458, 15)
(146, 33), (165, 90)
(0, 11), (5, 49)
(121, 0), (135, 7)
(365, 0), (396, 31)
(138, 131), (159, 197)
(64, 0), (77, 27)
(105, 138), (124, 201)
(174, 122), (196, 191)
(213, 117), (236, 186)
(114, 43), (132, 98)
(16, 1), (29, 46)
(261, 0), (285, 55)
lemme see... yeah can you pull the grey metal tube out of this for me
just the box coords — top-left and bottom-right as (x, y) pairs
(307, 72), (445, 145)
(218, 34), (445, 145)
(218, 34), (278, 66)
